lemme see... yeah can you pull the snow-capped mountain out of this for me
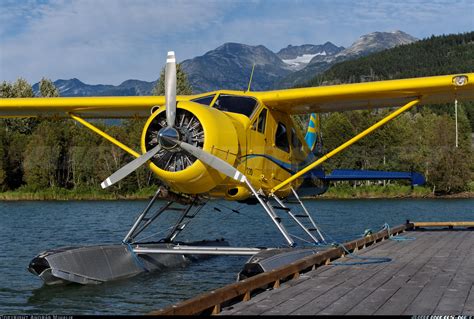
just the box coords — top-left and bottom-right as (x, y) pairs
(276, 31), (418, 88)
(276, 42), (344, 70)
(35, 31), (418, 95)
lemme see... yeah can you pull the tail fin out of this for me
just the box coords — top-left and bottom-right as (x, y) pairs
(304, 113), (321, 154)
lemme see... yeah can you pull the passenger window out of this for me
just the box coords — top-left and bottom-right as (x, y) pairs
(275, 122), (289, 153)
(252, 109), (267, 134)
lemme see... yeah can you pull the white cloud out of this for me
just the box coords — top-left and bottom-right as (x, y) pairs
(1, 0), (232, 84)
(0, 0), (473, 85)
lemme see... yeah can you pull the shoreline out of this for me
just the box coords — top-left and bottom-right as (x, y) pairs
(0, 188), (472, 201)
(317, 191), (474, 200)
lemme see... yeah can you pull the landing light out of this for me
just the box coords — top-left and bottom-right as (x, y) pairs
(453, 75), (468, 86)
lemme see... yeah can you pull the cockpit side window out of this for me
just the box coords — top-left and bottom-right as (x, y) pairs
(252, 108), (267, 134)
(191, 95), (215, 106)
(275, 122), (289, 153)
(213, 95), (258, 117)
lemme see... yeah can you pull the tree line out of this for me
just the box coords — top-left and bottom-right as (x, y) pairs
(0, 65), (193, 195)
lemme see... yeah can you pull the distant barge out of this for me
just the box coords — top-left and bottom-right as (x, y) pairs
(152, 221), (474, 316)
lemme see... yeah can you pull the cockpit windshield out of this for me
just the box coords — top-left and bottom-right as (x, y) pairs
(212, 94), (258, 117)
(191, 95), (215, 106)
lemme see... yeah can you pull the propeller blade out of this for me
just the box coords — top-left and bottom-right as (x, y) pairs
(163, 137), (246, 183)
(101, 144), (162, 189)
(165, 51), (177, 127)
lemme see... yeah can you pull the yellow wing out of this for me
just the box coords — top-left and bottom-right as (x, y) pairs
(0, 73), (472, 118)
(250, 73), (474, 114)
(0, 95), (200, 118)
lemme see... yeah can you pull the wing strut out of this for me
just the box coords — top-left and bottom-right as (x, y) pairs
(271, 98), (421, 194)
(69, 113), (140, 158)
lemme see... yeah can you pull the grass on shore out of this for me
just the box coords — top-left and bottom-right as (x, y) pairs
(0, 184), (472, 201)
(0, 186), (157, 201)
(319, 184), (433, 199)
(0, 182), (474, 201)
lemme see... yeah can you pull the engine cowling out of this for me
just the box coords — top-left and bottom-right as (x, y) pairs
(141, 101), (239, 194)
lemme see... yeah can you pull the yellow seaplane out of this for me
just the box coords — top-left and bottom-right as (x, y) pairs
(1, 52), (473, 285)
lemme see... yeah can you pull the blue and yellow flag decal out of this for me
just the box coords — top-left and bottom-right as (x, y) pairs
(304, 113), (320, 153)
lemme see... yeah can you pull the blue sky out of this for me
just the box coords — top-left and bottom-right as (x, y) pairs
(1, 0), (473, 85)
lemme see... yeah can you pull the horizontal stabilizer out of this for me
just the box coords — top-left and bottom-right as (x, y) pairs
(322, 169), (425, 186)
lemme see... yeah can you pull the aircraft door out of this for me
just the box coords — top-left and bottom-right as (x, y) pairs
(246, 107), (268, 189)
(265, 111), (292, 187)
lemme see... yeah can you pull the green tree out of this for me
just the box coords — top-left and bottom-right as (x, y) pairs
(426, 110), (473, 193)
(12, 78), (34, 97)
(152, 63), (193, 95)
(0, 128), (6, 191)
(0, 81), (14, 98)
(3, 78), (38, 134)
(23, 120), (71, 190)
(69, 122), (103, 189)
(39, 78), (60, 97)
(321, 112), (357, 170)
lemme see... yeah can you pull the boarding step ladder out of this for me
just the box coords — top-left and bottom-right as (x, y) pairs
(265, 187), (325, 245)
(123, 188), (204, 244)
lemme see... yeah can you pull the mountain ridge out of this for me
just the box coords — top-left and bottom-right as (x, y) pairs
(275, 30), (418, 88)
(31, 30), (418, 96)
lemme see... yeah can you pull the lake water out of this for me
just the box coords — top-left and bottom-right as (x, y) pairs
(0, 198), (473, 314)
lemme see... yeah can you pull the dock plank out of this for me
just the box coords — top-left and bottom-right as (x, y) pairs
(436, 235), (474, 314)
(463, 285), (474, 314)
(221, 234), (415, 315)
(372, 232), (464, 315)
(314, 233), (445, 315)
(225, 232), (432, 315)
(292, 233), (447, 315)
(317, 231), (455, 315)
(343, 231), (455, 315)
(403, 232), (473, 315)
(218, 230), (474, 316)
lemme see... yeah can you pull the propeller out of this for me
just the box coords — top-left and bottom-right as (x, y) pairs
(101, 50), (248, 190)
(100, 51), (178, 189)
(165, 51), (176, 128)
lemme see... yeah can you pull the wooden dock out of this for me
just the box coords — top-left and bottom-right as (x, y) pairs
(151, 221), (474, 316)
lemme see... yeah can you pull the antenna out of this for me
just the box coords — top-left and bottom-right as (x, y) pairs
(455, 99), (458, 148)
(246, 63), (256, 92)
